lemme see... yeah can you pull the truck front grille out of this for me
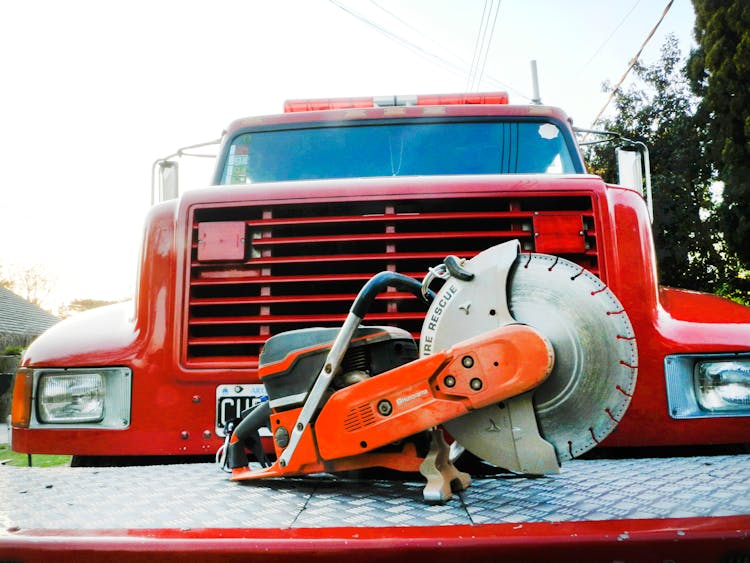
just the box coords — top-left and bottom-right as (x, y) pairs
(185, 194), (600, 367)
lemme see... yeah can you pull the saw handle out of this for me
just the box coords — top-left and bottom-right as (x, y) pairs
(276, 271), (435, 469)
(351, 271), (435, 318)
(444, 255), (474, 281)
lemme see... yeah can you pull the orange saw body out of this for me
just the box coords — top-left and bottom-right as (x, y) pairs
(221, 241), (637, 503)
(230, 323), (553, 481)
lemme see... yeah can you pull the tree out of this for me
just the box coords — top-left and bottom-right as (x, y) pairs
(688, 0), (750, 266)
(0, 264), (54, 308)
(58, 298), (119, 319)
(17, 265), (54, 307)
(586, 36), (726, 292)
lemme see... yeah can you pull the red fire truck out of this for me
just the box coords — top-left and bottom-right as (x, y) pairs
(11, 92), (749, 460)
(4, 93), (749, 561)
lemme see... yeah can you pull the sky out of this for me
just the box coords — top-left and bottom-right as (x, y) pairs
(0, 0), (697, 313)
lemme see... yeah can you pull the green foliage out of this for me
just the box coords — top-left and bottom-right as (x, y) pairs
(586, 36), (726, 293)
(689, 0), (750, 267)
(2, 346), (23, 356)
(715, 255), (750, 306)
(717, 284), (750, 307)
(0, 444), (71, 468)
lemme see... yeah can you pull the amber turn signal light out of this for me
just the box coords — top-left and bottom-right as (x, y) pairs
(11, 369), (33, 428)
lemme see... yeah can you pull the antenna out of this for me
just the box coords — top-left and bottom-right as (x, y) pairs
(531, 60), (542, 105)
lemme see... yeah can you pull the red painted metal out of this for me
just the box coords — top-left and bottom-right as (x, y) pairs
(1, 516), (748, 562)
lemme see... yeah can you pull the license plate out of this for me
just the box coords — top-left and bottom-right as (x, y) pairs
(215, 384), (267, 437)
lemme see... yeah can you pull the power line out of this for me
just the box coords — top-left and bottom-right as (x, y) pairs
(330, 0), (530, 100)
(579, 0), (642, 73)
(368, 0), (460, 66)
(328, 0), (468, 79)
(588, 0), (674, 130)
(465, 0), (492, 93)
(474, 0), (502, 92)
(465, 0), (503, 92)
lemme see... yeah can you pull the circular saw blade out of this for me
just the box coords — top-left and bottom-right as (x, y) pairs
(425, 246), (638, 465)
(507, 253), (637, 460)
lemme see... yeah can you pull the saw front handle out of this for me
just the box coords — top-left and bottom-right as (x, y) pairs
(276, 271), (434, 470)
(351, 270), (435, 317)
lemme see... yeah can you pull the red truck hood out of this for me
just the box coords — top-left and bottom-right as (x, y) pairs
(179, 174), (608, 210)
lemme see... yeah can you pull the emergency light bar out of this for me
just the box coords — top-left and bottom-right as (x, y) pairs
(283, 92), (509, 113)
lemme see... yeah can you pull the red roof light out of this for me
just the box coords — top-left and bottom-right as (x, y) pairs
(283, 97), (374, 113)
(283, 92), (509, 113)
(416, 92), (508, 106)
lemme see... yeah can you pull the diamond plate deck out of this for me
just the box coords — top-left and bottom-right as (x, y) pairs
(1, 455), (748, 531)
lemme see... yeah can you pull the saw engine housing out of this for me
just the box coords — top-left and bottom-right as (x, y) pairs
(261, 326), (419, 412)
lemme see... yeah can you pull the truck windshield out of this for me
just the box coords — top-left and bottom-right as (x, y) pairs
(219, 119), (578, 185)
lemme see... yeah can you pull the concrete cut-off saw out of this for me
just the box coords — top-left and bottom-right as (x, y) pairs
(220, 240), (638, 503)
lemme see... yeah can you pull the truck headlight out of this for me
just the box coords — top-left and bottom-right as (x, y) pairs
(32, 367), (131, 428)
(666, 354), (750, 418)
(38, 373), (105, 423)
(695, 360), (750, 412)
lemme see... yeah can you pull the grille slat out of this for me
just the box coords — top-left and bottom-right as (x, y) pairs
(191, 273), (387, 285)
(190, 292), (418, 307)
(233, 210), (563, 228)
(185, 195), (601, 365)
(189, 312), (426, 326)
(191, 251), (483, 267)
(250, 230), (532, 247)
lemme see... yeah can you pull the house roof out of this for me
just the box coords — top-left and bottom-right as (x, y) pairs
(0, 286), (59, 337)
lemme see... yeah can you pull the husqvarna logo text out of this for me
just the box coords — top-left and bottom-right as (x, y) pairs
(396, 389), (428, 407)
